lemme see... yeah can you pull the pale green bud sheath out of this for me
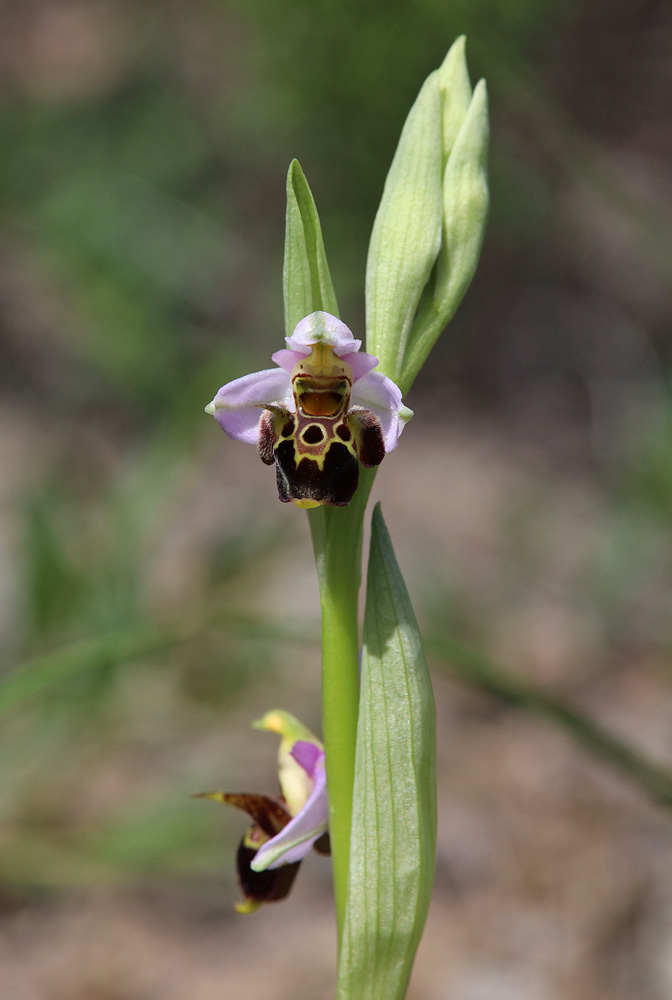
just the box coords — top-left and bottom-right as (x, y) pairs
(364, 37), (489, 396)
(365, 71), (443, 384)
(438, 35), (473, 164)
(438, 78), (489, 312)
(401, 46), (490, 394)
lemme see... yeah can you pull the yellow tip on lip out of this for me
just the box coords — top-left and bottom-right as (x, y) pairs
(191, 791), (226, 802)
(252, 711), (284, 733)
(292, 498), (322, 509)
(235, 899), (262, 914)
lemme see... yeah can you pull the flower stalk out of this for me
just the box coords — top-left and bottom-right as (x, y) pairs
(308, 469), (376, 938)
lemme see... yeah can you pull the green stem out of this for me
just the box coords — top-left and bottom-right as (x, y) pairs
(308, 469), (376, 944)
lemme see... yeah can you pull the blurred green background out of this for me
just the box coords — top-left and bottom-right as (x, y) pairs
(2, 1), (672, 997)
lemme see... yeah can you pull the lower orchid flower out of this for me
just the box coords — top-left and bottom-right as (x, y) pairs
(194, 710), (329, 913)
(206, 311), (412, 508)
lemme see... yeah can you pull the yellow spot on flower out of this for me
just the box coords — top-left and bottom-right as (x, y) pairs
(235, 899), (262, 915)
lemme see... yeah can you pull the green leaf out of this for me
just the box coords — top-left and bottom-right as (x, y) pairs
(336, 504), (436, 1000)
(365, 72), (443, 382)
(437, 79), (489, 312)
(283, 158), (339, 338)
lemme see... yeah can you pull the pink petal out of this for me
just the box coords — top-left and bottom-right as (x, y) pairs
(290, 740), (322, 778)
(341, 351), (379, 381)
(251, 754), (328, 872)
(286, 312), (362, 357)
(206, 368), (293, 445)
(271, 348), (310, 373)
(352, 371), (409, 452)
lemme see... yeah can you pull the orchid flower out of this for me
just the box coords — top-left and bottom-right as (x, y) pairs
(206, 311), (412, 507)
(194, 710), (329, 914)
